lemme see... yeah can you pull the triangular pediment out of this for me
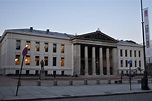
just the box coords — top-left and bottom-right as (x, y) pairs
(75, 30), (118, 43)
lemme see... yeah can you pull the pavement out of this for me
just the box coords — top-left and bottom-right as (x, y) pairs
(0, 76), (152, 101)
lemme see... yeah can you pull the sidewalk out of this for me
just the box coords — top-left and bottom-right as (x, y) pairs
(0, 83), (152, 101)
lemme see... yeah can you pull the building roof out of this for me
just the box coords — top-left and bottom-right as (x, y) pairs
(118, 40), (142, 47)
(3, 27), (74, 40)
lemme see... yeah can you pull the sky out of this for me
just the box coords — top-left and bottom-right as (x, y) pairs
(0, 0), (151, 43)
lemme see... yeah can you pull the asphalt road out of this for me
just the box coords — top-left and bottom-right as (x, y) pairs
(36, 92), (152, 101)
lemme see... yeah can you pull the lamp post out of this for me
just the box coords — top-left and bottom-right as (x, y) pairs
(140, 0), (149, 90)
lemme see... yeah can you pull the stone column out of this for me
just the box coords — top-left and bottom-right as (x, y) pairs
(85, 46), (88, 75)
(73, 45), (81, 76)
(106, 48), (110, 75)
(92, 47), (96, 75)
(99, 47), (103, 75)
(112, 48), (118, 75)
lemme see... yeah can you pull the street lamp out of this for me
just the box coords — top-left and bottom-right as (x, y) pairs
(140, 0), (149, 90)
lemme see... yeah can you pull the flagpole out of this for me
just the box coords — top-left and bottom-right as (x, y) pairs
(140, 0), (149, 90)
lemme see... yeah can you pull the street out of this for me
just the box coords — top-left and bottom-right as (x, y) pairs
(37, 92), (152, 101)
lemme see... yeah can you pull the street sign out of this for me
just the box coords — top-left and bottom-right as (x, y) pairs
(22, 47), (28, 56)
(128, 60), (132, 64)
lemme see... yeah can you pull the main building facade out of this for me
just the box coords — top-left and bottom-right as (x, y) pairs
(0, 27), (144, 77)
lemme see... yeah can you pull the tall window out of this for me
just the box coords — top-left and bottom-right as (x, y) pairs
(16, 40), (21, 50)
(61, 57), (64, 66)
(120, 49), (123, 57)
(139, 51), (141, 57)
(61, 44), (64, 53)
(120, 60), (123, 67)
(25, 55), (30, 65)
(134, 51), (136, 57)
(53, 43), (57, 53)
(44, 43), (48, 52)
(35, 56), (39, 66)
(15, 55), (20, 65)
(125, 50), (127, 57)
(53, 57), (57, 66)
(26, 41), (31, 51)
(130, 50), (132, 57)
(135, 60), (137, 67)
(35, 42), (40, 52)
(139, 61), (141, 67)
(125, 60), (128, 67)
(44, 56), (48, 66)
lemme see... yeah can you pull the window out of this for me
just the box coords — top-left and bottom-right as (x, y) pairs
(44, 43), (48, 52)
(139, 61), (141, 67)
(61, 57), (64, 66)
(120, 60), (123, 67)
(134, 51), (136, 57)
(125, 60), (128, 67)
(139, 51), (141, 57)
(15, 55), (20, 65)
(53, 43), (57, 53)
(135, 60), (137, 67)
(130, 50), (132, 57)
(25, 55), (30, 65)
(125, 50), (127, 57)
(16, 40), (21, 50)
(61, 44), (64, 53)
(35, 56), (39, 66)
(53, 57), (57, 66)
(44, 56), (48, 66)
(26, 41), (31, 51)
(35, 42), (40, 51)
(120, 49), (123, 57)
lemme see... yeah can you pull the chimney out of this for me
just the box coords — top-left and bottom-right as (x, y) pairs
(30, 27), (33, 32)
(46, 29), (49, 34)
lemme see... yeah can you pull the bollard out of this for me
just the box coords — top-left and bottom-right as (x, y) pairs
(53, 80), (57, 86)
(108, 79), (111, 84)
(69, 80), (73, 85)
(96, 79), (100, 85)
(37, 80), (41, 86)
(84, 79), (88, 85)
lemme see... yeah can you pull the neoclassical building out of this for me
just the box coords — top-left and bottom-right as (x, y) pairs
(0, 27), (144, 76)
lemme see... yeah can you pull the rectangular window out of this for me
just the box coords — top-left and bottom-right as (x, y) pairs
(15, 55), (20, 65)
(35, 56), (39, 66)
(130, 50), (132, 57)
(125, 60), (128, 67)
(44, 43), (48, 52)
(134, 51), (136, 57)
(26, 41), (31, 51)
(16, 40), (21, 50)
(25, 55), (30, 65)
(120, 49), (123, 57)
(139, 51), (141, 57)
(53, 43), (57, 53)
(139, 61), (141, 67)
(35, 42), (40, 51)
(53, 57), (57, 66)
(61, 44), (64, 53)
(44, 56), (48, 66)
(120, 60), (123, 67)
(125, 50), (127, 57)
(135, 60), (137, 67)
(61, 57), (64, 66)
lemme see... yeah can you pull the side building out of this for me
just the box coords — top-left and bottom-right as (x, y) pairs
(0, 27), (144, 76)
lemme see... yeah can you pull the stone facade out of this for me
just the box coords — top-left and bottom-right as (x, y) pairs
(0, 28), (144, 76)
